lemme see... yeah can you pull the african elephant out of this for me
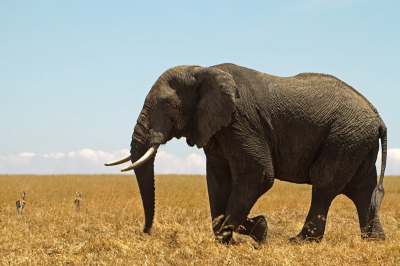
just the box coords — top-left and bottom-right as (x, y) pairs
(106, 63), (387, 244)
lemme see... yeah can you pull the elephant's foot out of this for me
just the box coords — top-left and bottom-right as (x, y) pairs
(213, 215), (234, 244)
(361, 219), (386, 241)
(215, 228), (234, 244)
(289, 215), (326, 243)
(236, 215), (268, 244)
(214, 215), (268, 244)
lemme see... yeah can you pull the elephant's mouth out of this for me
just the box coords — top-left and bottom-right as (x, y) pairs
(104, 143), (160, 172)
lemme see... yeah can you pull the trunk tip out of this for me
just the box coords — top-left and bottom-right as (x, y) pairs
(143, 226), (152, 234)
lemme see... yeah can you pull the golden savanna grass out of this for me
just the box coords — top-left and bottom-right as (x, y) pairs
(0, 174), (399, 265)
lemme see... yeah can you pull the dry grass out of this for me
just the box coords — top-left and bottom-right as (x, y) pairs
(0, 174), (399, 265)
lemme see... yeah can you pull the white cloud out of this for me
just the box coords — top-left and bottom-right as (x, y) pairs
(0, 148), (206, 175)
(19, 152), (36, 158)
(50, 152), (65, 159)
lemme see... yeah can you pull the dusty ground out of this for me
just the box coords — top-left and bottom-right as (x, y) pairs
(0, 174), (399, 265)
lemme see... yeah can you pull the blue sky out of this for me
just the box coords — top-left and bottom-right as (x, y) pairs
(1, 0), (399, 174)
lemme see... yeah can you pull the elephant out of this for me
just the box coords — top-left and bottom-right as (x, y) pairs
(106, 63), (387, 244)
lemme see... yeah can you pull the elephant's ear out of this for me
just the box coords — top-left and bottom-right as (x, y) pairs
(191, 67), (238, 148)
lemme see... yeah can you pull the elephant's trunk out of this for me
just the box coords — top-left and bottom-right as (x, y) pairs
(130, 109), (157, 233)
(131, 138), (156, 233)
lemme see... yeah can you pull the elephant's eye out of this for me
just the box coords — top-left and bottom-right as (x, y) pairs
(162, 102), (172, 111)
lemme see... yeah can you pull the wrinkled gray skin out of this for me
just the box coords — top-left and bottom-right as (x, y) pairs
(117, 63), (387, 243)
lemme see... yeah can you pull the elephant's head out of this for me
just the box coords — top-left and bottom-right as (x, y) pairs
(105, 65), (238, 233)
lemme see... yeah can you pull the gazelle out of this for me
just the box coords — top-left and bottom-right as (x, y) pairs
(16, 192), (26, 214)
(74, 191), (82, 211)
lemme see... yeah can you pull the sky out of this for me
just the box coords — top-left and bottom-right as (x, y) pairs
(1, 0), (399, 175)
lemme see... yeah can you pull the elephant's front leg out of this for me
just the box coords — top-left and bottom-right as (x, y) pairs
(213, 154), (274, 244)
(205, 153), (232, 239)
(219, 172), (270, 244)
(206, 158), (271, 244)
(205, 142), (273, 244)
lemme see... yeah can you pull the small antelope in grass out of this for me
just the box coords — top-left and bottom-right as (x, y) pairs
(74, 192), (82, 211)
(16, 192), (26, 214)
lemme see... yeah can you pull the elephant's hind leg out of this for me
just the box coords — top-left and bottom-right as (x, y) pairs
(289, 189), (336, 243)
(343, 166), (385, 240)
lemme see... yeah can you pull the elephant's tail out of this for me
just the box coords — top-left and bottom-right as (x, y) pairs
(370, 125), (387, 214)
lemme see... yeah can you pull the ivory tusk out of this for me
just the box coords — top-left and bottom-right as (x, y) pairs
(104, 154), (132, 166)
(121, 144), (160, 172)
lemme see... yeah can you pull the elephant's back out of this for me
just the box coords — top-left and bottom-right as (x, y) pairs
(214, 63), (384, 128)
(214, 64), (379, 115)
(289, 72), (379, 115)
(270, 72), (383, 127)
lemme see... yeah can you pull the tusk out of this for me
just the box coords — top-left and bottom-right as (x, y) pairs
(105, 154), (132, 166)
(121, 144), (160, 172)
